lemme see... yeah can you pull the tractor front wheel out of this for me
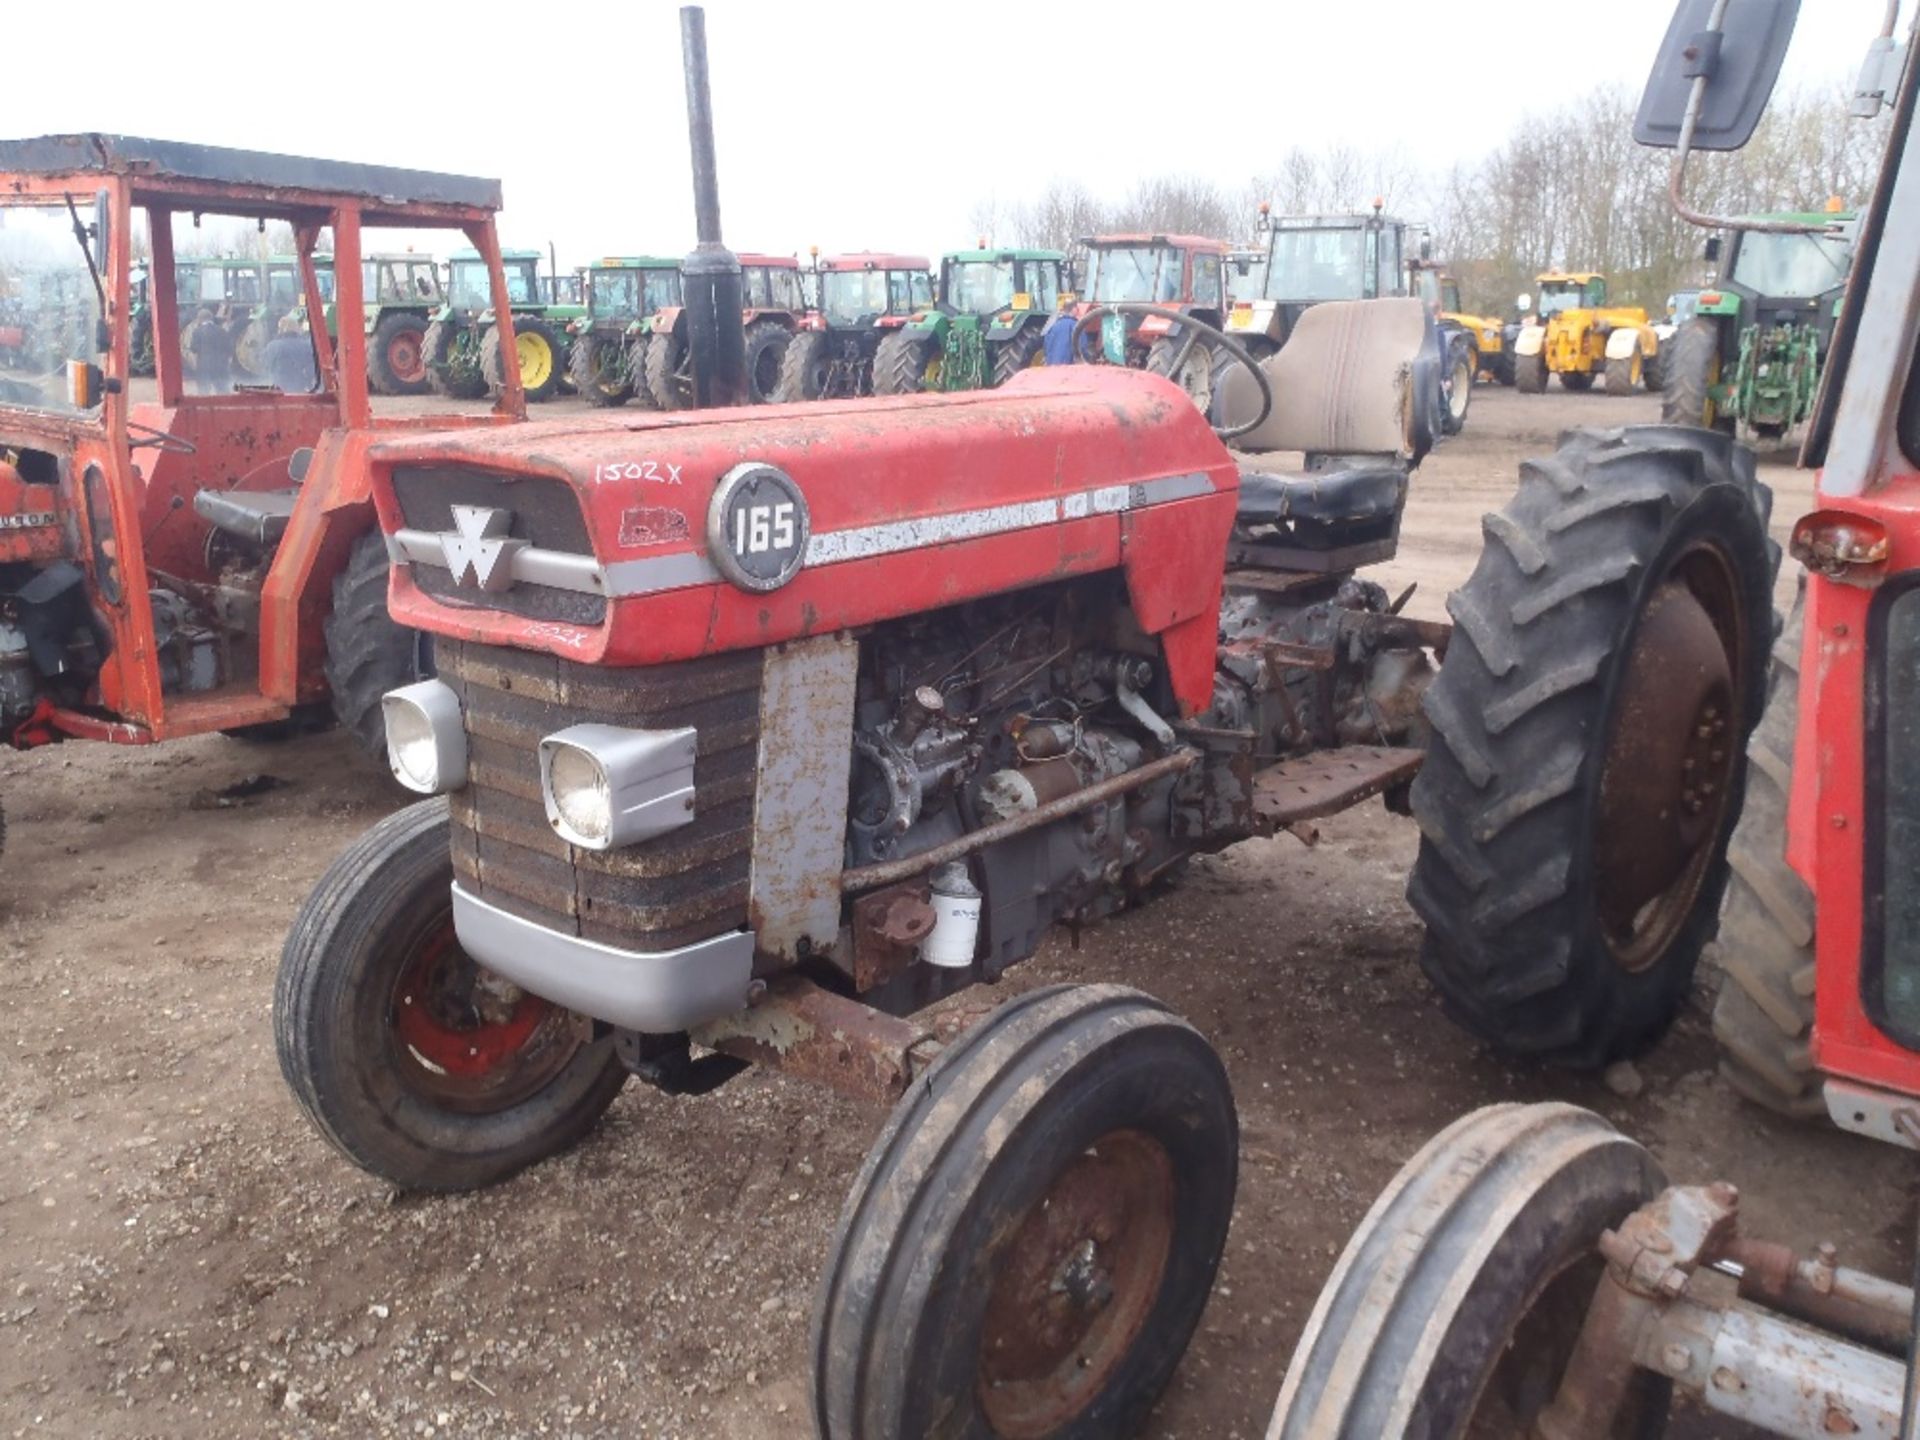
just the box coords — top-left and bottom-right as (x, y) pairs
(1145, 334), (1215, 412)
(1514, 351), (1547, 394)
(275, 799), (627, 1192)
(1268, 1103), (1670, 1438)
(644, 329), (693, 409)
(1408, 427), (1776, 1067)
(482, 315), (563, 403)
(569, 333), (632, 408)
(743, 319), (793, 403)
(812, 984), (1235, 1440)
(1710, 588), (1822, 1117)
(1660, 319), (1733, 434)
(369, 312), (431, 396)
(1561, 370), (1595, 392)
(773, 330), (829, 402)
(324, 531), (435, 765)
(1441, 333), (1474, 436)
(423, 319), (488, 400)
(871, 330), (939, 395)
(1605, 348), (1644, 396)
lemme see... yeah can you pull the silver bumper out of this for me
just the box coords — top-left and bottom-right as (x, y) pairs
(450, 882), (755, 1033)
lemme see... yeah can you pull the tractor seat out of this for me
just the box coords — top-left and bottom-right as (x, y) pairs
(1234, 464), (1406, 527)
(194, 488), (298, 546)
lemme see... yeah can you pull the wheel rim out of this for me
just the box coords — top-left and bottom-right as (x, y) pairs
(1630, 351), (1643, 386)
(1450, 357), (1472, 419)
(388, 329), (425, 383)
(388, 911), (584, 1112)
(976, 1128), (1176, 1438)
(1593, 542), (1745, 973)
(516, 332), (552, 388)
(1173, 347), (1212, 411)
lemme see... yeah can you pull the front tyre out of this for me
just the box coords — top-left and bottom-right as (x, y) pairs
(1408, 427), (1776, 1067)
(1515, 351), (1547, 394)
(369, 311), (431, 396)
(871, 329), (940, 395)
(812, 984), (1236, 1440)
(1441, 333), (1474, 436)
(275, 799), (626, 1192)
(1145, 332), (1216, 413)
(1605, 347), (1645, 396)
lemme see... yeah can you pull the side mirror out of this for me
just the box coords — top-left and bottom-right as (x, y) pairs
(1516, 293), (1533, 314)
(1704, 235), (1722, 264)
(1634, 0), (1800, 151)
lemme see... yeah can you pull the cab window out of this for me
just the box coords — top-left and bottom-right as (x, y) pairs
(1024, 260), (1061, 311)
(1193, 252), (1223, 307)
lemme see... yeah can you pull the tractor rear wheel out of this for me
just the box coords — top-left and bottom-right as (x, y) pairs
(1145, 334), (1215, 412)
(1605, 348), (1644, 396)
(1660, 319), (1734, 434)
(992, 322), (1048, 388)
(743, 319), (792, 404)
(569, 333), (632, 408)
(482, 315), (563, 403)
(369, 311), (431, 396)
(623, 334), (658, 409)
(872, 330), (939, 395)
(423, 319), (487, 400)
(1561, 370), (1595, 392)
(275, 798), (627, 1192)
(1408, 427), (1776, 1067)
(323, 531), (434, 765)
(773, 330), (829, 401)
(1710, 588), (1822, 1117)
(1515, 351), (1547, 394)
(813, 984), (1235, 1440)
(1269, 1103), (1670, 1439)
(645, 329), (693, 409)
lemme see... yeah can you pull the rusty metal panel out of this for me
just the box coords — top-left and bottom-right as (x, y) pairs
(691, 977), (932, 1105)
(1251, 745), (1423, 831)
(750, 633), (859, 962)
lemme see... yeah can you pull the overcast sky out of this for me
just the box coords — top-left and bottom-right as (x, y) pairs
(5, 1), (1900, 269)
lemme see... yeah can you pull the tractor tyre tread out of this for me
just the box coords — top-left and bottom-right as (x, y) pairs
(1605, 352), (1641, 397)
(871, 329), (933, 395)
(423, 318), (487, 400)
(368, 311), (430, 397)
(322, 531), (430, 766)
(1407, 426), (1777, 1067)
(1515, 351), (1547, 394)
(644, 329), (690, 410)
(773, 329), (826, 402)
(1660, 318), (1725, 431)
(991, 322), (1047, 388)
(483, 315), (562, 403)
(623, 334), (659, 410)
(569, 333), (631, 408)
(742, 318), (793, 404)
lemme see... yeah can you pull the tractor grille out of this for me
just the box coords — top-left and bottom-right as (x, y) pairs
(442, 639), (762, 953)
(392, 466), (606, 626)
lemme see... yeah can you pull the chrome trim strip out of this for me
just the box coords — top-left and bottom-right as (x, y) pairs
(391, 527), (606, 594)
(450, 883), (755, 1033)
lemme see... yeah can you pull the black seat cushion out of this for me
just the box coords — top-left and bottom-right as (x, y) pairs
(1235, 466), (1407, 528)
(193, 488), (298, 545)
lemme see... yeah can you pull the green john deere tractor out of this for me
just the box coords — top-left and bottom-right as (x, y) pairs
(424, 249), (580, 403)
(1661, 211), (1856, 441)
(871, 247), (1066, 394)
(567, 257), (682, 408)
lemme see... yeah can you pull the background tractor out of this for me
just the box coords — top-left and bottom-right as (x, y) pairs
(772, 251), (931, 401)
(425, 248), (576, 403)
(1408, 254), (1513, 385)
(1512, 270), (1662, 395)
(128, 264), (155, 377)
(0, 132), (529, 845)
(1068, 233), (1230, 409)
(566, 256), (682, 408)
(297, 253), (444, 397)
(1662, 212), (1857, 441)
(1272, 6), (1920, 1436)
(1228, 207), (1475, 434)
(643, 252), (804, 408)
(870, 245), (1066, 394)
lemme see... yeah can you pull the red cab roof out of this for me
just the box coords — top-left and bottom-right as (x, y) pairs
(1085, 233), (1230, 254)
(819, 251), (932, 272)
(738, 252), (799, 269)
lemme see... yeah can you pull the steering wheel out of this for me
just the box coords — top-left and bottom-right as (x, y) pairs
(127, 421), (197, 455)
(1068, 303), (1273, 441)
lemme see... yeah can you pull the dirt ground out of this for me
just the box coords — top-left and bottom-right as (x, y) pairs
(1, 385), (1909, 1440)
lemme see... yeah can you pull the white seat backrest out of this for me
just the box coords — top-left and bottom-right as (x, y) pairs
(1218, 298), (1426, 456)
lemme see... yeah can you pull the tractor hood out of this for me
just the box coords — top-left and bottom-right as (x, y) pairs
(367, 367), (1239, 710)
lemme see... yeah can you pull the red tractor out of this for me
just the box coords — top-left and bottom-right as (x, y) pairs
(773, 251), (932, 400)
(1270, 6), (1920, 1436)
(642, 252), (807, 408)
(0, 135), (527, 837)
(1070, 232), (1231, 409)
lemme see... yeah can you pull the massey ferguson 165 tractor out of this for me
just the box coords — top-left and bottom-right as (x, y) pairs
(643, 252), (804, 408)
(870, 245), (1068, 394)
(1272, 5), (1920, 1436)
(0, 135), (529, 842)
(1068, 233), (1231, 410)
(772, 251), (931, 401)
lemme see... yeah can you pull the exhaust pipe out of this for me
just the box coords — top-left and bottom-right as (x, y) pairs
(679, 5), (748, 409)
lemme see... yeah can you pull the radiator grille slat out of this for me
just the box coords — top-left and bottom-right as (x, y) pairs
(445, 639), (762, 953)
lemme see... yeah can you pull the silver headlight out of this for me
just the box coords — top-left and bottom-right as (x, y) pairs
(382, 679), (467, 795)
(538, 723), (697, 851)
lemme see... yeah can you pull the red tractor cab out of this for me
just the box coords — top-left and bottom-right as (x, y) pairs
(0, 135), (526, 807)
(775, 252), (933, 400)
(643, 252), (809, 408)
(1071, 233), (1231, 408)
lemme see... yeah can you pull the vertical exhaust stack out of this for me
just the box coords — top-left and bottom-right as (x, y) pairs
(679, 5), (748, 409)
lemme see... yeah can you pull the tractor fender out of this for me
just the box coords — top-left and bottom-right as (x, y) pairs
(651, 305), (687, 337)
(1513, 324), (1546, 357)
(1605, 327), (1647, 361)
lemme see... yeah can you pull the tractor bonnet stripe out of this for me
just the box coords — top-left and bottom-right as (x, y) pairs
(395, 471), (1218, 601)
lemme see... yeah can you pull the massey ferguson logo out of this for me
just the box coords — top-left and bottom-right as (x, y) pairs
(439, 505), (525, 592)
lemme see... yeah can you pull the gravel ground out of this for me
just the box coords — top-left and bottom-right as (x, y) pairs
(0, 384), (1908, 1439)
